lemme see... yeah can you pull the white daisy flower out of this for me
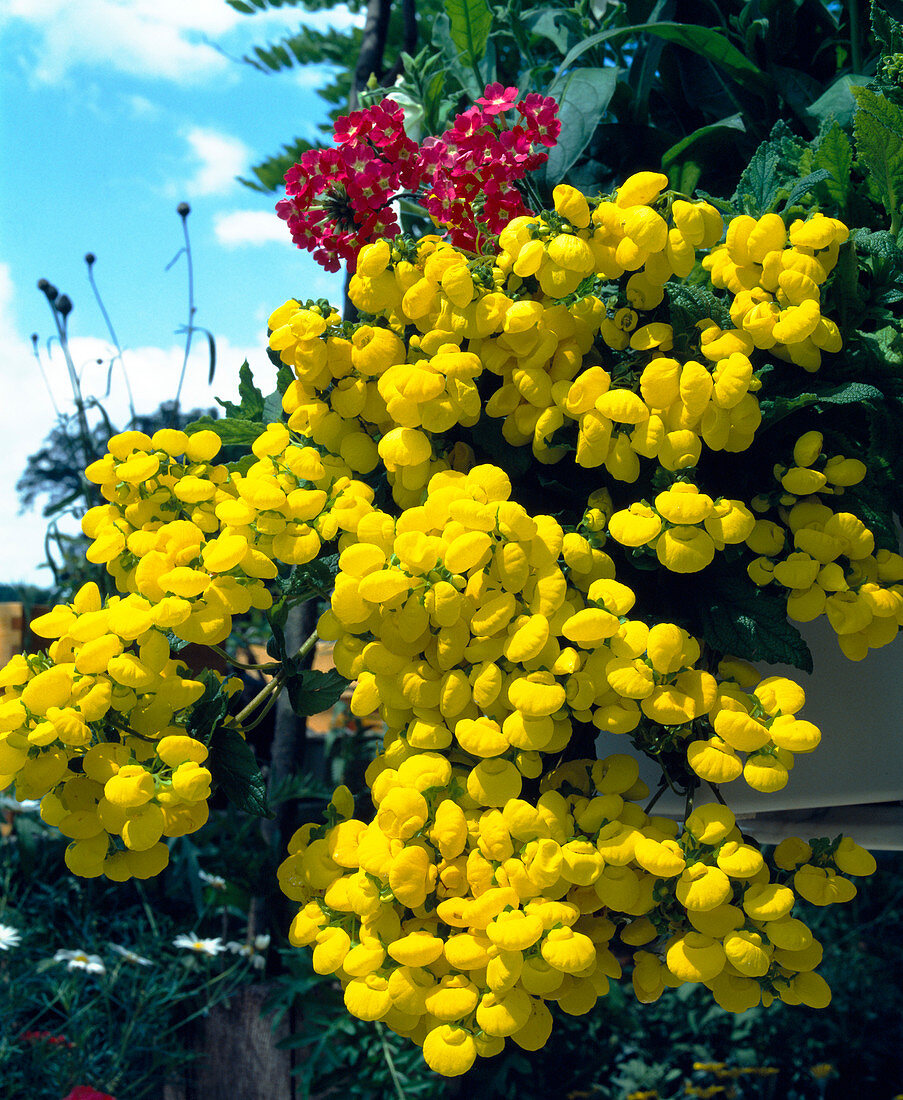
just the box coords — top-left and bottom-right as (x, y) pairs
(0, 923), (22, 951)
(226, 934), (270, 968)
(110, 943), (153, 966)
(198, 870), (227, 890)
(53, 949), (106, 974)
(173, 933), (226, 956)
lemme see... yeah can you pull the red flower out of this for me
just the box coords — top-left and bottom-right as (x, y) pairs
(61, 1088), (116, 1100)
(278, 86), (561, 268)
(475, 83), (519, 115)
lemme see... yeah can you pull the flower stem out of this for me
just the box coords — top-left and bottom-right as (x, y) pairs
(230, 629), (320, 728)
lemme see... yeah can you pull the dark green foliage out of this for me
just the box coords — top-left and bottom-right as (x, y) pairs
(207, 723), (272, 817)
(286, 665), (349, 717)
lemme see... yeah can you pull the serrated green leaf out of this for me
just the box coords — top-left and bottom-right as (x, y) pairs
(186, 671), (233, 743)
(557, 21), (770, 95)
(218, 360), (266, 421)
(287, 667), (349, 717)
(185, 415), (268, 447)
(872, 0), (903, 55)
(207, 725), (271, 817)
(759, 380), (884, 428)
(852, 86), (903, 221)
(544, 67), (619, 184)
(733, 121), (806, 215)
(444, 0), (492, 63)
(813, 122), (853, 213)
(666, 280), (732, 333)
(733, 136), (780, 214)
(693, 578), (813, 671)
(780, 169), (832, 211)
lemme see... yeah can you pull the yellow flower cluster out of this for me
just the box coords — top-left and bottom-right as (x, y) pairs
(0, 581), (225, 880)
(606, 484), (756, 574)
(318, 464), (774, 762)
(270, 177), (847, 504)
(703, 212), (848, 371)
(281, 775), (873, 1077)
(81, 425), (374, 645)
(685, 664), (821, 794)
(745, 432), (903, 658)
(1, 161), (878, 1072)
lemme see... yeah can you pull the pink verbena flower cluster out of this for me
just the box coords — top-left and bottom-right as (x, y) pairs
(275, 84), (561, 271)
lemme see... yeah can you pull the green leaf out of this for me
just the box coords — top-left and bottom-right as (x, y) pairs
(758, 380), (884, 429)
(557, 21), (770, 95)
(733, 133), (780, 214)
(544, 67), (619, 183)
(805, 73), (871, 129)
(218, 360), (266, 421)
(693, 578), (813, 671)
(780, 169), (832, 212)
(852, 86), (903, 221)
(267, 555), (339, 660)
(871, 0), (903, 55)
(287, 667), (349, 718)
(812, 122), (854, 213)
(523, 7), (578, 54)
(184, 415), (267, 447)
(732, 121), (808, 215)
(666, 280), (732, 333)
(186, 670), (233, 743)
(661, 114), (745, 174)
(207, 725), (271, 817)
(444, 0), (492, 63)
(263, 388), (285, 424)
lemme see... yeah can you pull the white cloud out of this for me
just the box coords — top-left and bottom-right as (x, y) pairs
(181, 127), (251, 197)
(214, 210), (291, 248)
(126, 93), (159, 118)
(0, 262), (275, 586)
(2, 0), (364, 86)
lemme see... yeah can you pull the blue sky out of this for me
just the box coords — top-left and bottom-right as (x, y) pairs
(0, 0), (357, 585)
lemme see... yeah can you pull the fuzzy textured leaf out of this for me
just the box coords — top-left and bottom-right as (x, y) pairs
(733, 121), (806, 215)
(666, 280), (732, 333)
(207, 725), (271, 817)
(871, 0), (903, 54)
(693, 578), (813, 672)
(813, 122), (854, 212)
(852, 86), (903, 219)
(184, 415), (268, 447)
(759, 380), (884, 428)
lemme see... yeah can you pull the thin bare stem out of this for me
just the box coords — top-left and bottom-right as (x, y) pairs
(209, 643), (281, 673)
(85, 252), (136, 421)
(30, 334), (61, 415)
(172, 203), (195, 418)
(38, 282), (97, 495)
(376, 1022), (408, 1100)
